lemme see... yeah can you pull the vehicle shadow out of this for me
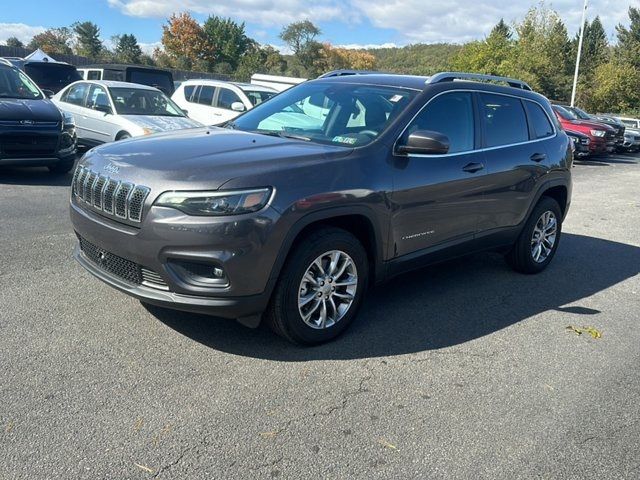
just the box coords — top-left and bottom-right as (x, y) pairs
(0, 166), (74, 187)
(148, 233), (640, 361)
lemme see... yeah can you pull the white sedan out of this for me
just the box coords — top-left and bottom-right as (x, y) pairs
(53, 80), (202, 146)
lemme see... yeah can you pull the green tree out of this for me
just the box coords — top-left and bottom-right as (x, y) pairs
(5, 37), (24, 48)
(113, 34), (142, 64)
(280, 20), (323, 75)
(235, 44), (286, 81)
(73, 21), (102, 58)
(27, 27), (72, 55)
(202, 16), (250, 70)
(574, 17), (609, 76)
(491, 18), (512, 39)
(585, 61), (640, 113)
(615, 7), (640, 69)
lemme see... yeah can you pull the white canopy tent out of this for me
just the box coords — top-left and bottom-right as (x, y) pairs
(24, 49), (61, 63)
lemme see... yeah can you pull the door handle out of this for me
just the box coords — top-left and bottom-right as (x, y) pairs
(462, 162), (484, 173)
(530, 153), (546, 162)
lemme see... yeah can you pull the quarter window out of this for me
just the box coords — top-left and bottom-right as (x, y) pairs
(404, 92), (475, 154)
(525, 101), (554, 139)
(481, 93), (529, 147)
(64, 83), (89, 106)
(184, 85), (196, 101)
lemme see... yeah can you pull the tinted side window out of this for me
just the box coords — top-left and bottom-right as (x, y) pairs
(87, 70), (101, 80)
(86, 84), (110, 109)
(184, 85), (196, 101)
(216, 88), (242, 110)
(197, 86), (214, 106)
(64, 83), (89, 106)
(481, 93), (528, 147)
(525, 101), (554, 139)
(404, 92), (475, 154)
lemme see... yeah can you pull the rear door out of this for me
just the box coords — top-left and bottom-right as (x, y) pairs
(477, 93), (553, 234)
(391, 91), (486, 256)
(59, 82), (91, 141)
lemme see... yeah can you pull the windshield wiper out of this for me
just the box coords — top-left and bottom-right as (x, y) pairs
(254, 130), (311, 142)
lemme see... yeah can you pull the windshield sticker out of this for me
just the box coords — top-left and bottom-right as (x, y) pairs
(332, 136), (358, 145)
(389, 94), (403, 103)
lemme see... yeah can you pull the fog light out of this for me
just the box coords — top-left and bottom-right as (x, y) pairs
(167, 259), (229, 288)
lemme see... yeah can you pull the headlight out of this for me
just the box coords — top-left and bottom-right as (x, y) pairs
(571, 136), (579, 144)
(62, 112), (75, 128)
(590, 129), (606, 137)
(155, 188), (273, 216)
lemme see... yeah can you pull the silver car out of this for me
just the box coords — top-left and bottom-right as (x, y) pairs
(52, 80), (201, 146)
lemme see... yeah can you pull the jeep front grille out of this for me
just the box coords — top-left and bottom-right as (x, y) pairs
(72, 166), (150, 223)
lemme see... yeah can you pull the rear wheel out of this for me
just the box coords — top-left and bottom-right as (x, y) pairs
(506, 196), (562, 274)
(48, 158), (75, 174)
(266, 227), (368, 345)
(116, 132), (131, 141)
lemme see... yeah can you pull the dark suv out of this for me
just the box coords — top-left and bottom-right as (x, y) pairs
(70, 71), (572, 344)
(0, 59), (77, 173)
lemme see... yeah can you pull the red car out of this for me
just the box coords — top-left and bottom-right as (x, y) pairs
(552, 105), (614, 155)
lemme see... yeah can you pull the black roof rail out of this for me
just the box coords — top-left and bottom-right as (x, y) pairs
(427, 72), (532, 91)
(318, 69), (390, 78)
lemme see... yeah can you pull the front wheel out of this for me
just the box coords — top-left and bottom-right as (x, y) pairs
(266, 227), (369, 345)
(506, 196), (562, 274)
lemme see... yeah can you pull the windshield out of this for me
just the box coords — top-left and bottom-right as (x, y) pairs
(0, 66), (43, 99)
(24, 63), (82, 92)
(571, 106), (591, 120)
(109, 87), (185, 116)
(554, 105), (578, 120)
(244, 89), (277, 106)
(230, 81), (417, 147)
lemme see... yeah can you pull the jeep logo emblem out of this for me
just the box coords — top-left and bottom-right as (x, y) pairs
(104, 163), (119, 174)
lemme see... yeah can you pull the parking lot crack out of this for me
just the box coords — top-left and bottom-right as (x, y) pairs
(152, 433), (211, 478)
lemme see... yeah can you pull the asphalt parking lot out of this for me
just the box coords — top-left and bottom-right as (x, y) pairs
(1, 153), (639, 479)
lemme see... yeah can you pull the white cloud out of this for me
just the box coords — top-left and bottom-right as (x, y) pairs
(139, 41), (162, 54)
(0, 23), (46, 44)
(107, 0), (355, 25)
(107, 0), (635, 44)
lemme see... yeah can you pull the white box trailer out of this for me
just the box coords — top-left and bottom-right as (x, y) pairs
(250, 73), (307, 92)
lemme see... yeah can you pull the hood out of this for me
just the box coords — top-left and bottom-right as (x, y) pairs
(0, 98), (62, 123)
(564, 118), (614, 131)
(120, 115), (202, 133)
(80, 127), (353, 192)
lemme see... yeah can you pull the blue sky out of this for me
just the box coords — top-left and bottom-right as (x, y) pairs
(0, 0), (634, 52)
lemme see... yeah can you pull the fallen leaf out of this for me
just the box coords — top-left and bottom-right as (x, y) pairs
(378, 438), (398, 450)
(260, 431), (278, 438)
(566, 325), (602, 339)
(134, 463), (154, 473)
(134, 418), (144, 432)
(5, 421), (14, 433)
(544, 384), (555, 391)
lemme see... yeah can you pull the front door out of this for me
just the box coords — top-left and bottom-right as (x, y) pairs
(82, 84), (114, 144)
(390, 91), (486, 257)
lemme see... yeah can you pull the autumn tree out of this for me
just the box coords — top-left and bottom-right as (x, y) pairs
(235, 44), (286, 81)
(161, 12), (213, 69)
(319, 44), (376, 71)
(27, 27), (73, 55)
(73, 21), (102, 58)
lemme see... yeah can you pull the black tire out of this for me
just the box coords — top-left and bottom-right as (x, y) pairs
(266, 227), (369, 345)
(116, 132), (131, 141)
(48, 158), (75, 174)
(506, 196), (562, 274)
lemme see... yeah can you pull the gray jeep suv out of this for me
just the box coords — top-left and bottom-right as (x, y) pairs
(70, 71), (572, 344)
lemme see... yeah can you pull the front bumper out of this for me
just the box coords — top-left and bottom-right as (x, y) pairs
(74, 243), (268, 319)
(70, 198), (287, 320)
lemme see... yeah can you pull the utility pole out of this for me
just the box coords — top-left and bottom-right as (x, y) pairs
(571, 0), (588, 107)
